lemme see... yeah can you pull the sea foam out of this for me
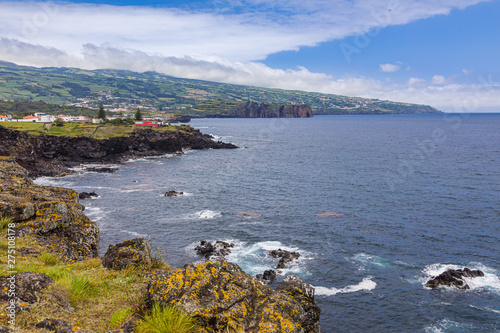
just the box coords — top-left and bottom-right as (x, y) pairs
(194, 210), (222, 219)
(314, 277), (377, 296)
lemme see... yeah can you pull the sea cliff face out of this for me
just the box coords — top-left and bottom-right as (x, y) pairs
(0, 125), (237, 177)
(226, 102), (313, 118)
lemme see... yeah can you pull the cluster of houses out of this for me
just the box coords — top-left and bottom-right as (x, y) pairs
(0, 112), (161, 128)
(1, 113), (88, 123)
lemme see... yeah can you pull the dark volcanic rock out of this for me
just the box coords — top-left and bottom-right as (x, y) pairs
(0, 159), (99, 261)
(195, 240), (234, 259)
(0, 272), (54, 304)
(78, 191), (98, 199)
(102, 238), (152, 270)
(164, 190), (183, 197)
(256, 269), (277, 282)
(146, 261), (321, 333)
(426, 267), (485, 289)
(35, 318), (90, 333)
(276, 275), (321, 333)
(85, 167), (118, 173)
(269, 249), (301, 269)
(0, 125), (237, 177)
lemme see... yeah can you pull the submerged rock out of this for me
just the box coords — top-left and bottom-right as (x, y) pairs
(164, 190), (183, 197)
(195, 240), (234, 259)
(78, 191), (98, 199)
(425, 267), (485, 289)
(146, 261), (320, 333)
(85, 167), (118, 173)
(102, 238), (152, 270)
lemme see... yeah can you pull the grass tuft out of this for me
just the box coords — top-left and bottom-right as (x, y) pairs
(107, 307), (134, 329)
(0, 216), (13, 230)
(38, 250), (60, 266)
(135, 303), (198, 333)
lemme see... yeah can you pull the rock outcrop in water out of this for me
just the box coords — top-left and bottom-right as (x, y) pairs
(0, 125), (237, 177)
(0, 157), (99, 261)
(425, 267), (485, 289)
(146, 260), (321, 333)
(195, 240), (235, 259)
(269, 249), (301, 269)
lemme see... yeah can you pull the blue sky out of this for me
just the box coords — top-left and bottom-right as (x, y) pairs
(0, 0), (499, 111)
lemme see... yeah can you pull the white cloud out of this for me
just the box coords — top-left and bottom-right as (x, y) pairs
(0, 1), (497, 112)
(380, 63), (401, 73)
(0, 0), (490, 62)
(432, 75), (446, 84)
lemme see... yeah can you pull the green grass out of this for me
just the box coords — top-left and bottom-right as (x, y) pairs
(1, 121), (192, 139)
(136, 303), (198, 333)
(37, 251), (60, 266)
(107, 307), (134, 329)
(0, 228), (173, 332)
(0, 216), (12, 231)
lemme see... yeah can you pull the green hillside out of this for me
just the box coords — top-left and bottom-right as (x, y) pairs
(0, 61), (440, 116)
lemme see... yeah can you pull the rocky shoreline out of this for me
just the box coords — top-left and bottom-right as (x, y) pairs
(0, 125), (237, 178)
(0, 127), (321, 332)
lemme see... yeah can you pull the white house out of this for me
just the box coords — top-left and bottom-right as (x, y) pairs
(0, 114), (12, 122)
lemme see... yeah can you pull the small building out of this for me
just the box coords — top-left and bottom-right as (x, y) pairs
(0, 114), (12, 122)
(134, 120), (159, 128)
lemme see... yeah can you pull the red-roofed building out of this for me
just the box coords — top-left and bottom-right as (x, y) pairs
(134, 120), (159, 128)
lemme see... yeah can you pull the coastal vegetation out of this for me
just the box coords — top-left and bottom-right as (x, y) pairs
(0, 61), (440, 116)
(0, 121), (192, 139)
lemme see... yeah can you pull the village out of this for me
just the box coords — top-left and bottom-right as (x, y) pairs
(0, 112), (167, 128)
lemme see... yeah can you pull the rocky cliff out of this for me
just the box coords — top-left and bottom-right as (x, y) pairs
(225, 102), (313, 118)
(0, 125), (237, 177)
(0, 159), (321, 332)
(0, 157), (99, 261)
(147, 261), (320, 333)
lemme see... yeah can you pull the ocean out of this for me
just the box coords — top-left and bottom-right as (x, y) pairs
(35, 114), (500, 332)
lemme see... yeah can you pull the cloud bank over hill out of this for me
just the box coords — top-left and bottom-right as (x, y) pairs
(0, 0), (498, 111)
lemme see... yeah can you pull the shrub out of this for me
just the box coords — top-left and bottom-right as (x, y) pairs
(53, 118), (65, 127)
(135, 303), (197, 333)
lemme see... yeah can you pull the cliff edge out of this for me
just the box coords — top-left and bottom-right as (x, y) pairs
(0, 125), (237, 177)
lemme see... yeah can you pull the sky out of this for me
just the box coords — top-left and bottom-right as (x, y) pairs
(0, 0), (499, 112)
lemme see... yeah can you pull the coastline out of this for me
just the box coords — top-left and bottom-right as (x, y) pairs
(0, 126), (321, 332)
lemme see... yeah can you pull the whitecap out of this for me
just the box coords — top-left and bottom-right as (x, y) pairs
(194, 210), (222, 219)
(122, 230), (148, 238)
(352, 253), (393, 269)
(186, 239), (313, 277)
(84, 206), (106, 223)
(424, 319), (474, 333)
(33, 177), (73, 187)
(225, 240), (313, 277)
(314, 277), (377, 296)
(209, 134), (222, 140)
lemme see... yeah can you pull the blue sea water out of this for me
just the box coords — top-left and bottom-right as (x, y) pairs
(36, 114), (500, 332)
